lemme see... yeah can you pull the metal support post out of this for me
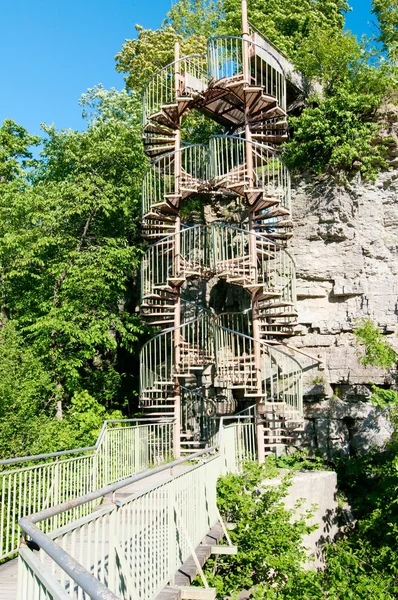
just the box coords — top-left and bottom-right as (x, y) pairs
(173, 41), (182, 459)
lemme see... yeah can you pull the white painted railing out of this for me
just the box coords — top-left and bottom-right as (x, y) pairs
(0, 419), (174, 561)
(143, 55), (207, 127)
(210, 135), (291, 213)
(17, 420), (255, 599)
(142, 143), (210, 220)
(207, 35), (286, 110)
(141, 223), (295, 304)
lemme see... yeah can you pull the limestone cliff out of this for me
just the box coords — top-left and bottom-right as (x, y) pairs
(289, 103), (398, 457)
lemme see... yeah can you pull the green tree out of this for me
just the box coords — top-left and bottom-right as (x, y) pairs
(372, 0), (398, 59)
(115, 26), (207, 92)
(218, 0), (349, 60)
(0, 323), (122, 458)
(0, 88), (147, 421)
(201, 462), (321, 598)
(0, 322), (54, 458)
(163, 0), (222, 38)
(0, 119), (39, 183)
(354, 318), (397, 370)
(283, 24), (396, 178)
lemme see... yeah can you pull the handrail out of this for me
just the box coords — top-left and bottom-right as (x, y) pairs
(213, 221), (295, 263)
(19, 446), (218, 600)
(140, 36), (287, 94)
(213, 133), (289, 169)
(142, 142), (207, 178)
(142, 53), (206, 102)
(207, 35), (286, 77)
(142, 134), (288, 188)
(140, 311), (302, 371)
(21, 447), (217, 525)
(0, 417), (174, 467)
(144, 221), (294, 261)
(218, 320), (302, 371)
(142, 53), (208, 126)
(1, 418), (176, 560)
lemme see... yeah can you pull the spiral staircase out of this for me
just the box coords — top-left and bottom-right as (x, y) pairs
(139, 10), (306, 461)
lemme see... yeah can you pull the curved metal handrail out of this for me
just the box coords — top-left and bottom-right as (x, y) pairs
(142, 144), (211, 218)
(140, 311), (302, 370)
(142, 54), (207, 125)
(142, 54), (206, 100)
(207, 35), (286, 77)
(142, 135), (289, 179)
(141, 222), (296, 308)
(142, 36), (287, 126)
(141, 35), (287, 96)
(210, 134), (290, 211)
(145, 222), (280, 251)
(142, 142), (208, 178)
(212, 134), (289, 168)
(142, 135), (291, 221)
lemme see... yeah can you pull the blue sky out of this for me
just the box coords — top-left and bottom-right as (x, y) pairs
(0, 0), (377, 137)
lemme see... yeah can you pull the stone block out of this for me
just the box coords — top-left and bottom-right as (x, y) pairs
(296, 286), (328, 299)
(328, 419), (350, 457)
(314, 418), (330, 457)
(350, 410), (394, 452)
(263, 471), (339, 569)
(332, 277), (365, 297)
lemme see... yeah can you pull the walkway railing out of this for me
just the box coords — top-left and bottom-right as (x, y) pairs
(0, 419), (174, 561)
(141, 223), (295, 302)
(17, 420), (256, 599)
(142, 36), (286, 127)
(207, 35), (286, 110)
(143, 55), (207, 127)
(210, 135), (291, 212)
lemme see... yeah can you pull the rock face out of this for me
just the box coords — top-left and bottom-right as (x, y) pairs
(288, 111), (398, 457)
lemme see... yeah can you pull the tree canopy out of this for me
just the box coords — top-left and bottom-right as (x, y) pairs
(372, 0), (398, 59)
(0, 88), (148, 457)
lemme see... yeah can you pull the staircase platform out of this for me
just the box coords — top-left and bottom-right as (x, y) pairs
(0, 556), (18, 600)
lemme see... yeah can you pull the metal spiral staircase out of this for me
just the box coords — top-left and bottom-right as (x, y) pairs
(139, 5), (305, 462)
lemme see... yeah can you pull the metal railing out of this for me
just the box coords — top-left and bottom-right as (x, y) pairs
(210, 135), (291, 212)
(207, 35), (286, 110)
(142, 144), (210, 218)
(141, 223), (295, 304)
(17, 419), (255, 599)
(140, 312), (303, 417)
(0, 419), (174, 561)
(140, 314), (216, 397)
(143, 54), (207, 127)
(142, 37), (286, 129)
(142, 136), (290, 221)
(180, 386), (218, 445)
(214, 321), (302, 414)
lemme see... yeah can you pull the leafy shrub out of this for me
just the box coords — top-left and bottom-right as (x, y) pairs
(354, 319), (397, 369)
